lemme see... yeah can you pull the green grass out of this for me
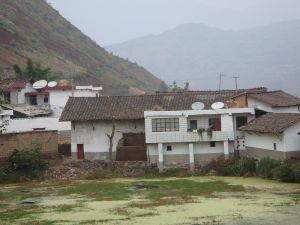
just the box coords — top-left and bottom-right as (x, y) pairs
(138, 180), (244, 200)
(60, 182), (134, 201)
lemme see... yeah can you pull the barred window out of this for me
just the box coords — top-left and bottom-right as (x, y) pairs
(152, 118), (179, 132)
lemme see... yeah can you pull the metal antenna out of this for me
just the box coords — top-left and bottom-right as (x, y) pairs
(232, 76), (240, 90)
(219, 73), (225, 92)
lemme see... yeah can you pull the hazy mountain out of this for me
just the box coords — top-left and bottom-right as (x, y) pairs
(0, 0), (164, 95)
(107, 21), (300, 95)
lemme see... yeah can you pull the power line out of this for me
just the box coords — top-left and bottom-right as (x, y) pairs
(232, 76), (240, 90)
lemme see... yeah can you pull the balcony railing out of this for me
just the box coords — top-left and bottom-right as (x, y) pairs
(146, 130), (234, 144)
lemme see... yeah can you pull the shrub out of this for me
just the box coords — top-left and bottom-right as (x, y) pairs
(275, 162), (300, 183)
(8, 147), (48, 179)
(240, 157), (257, 176)
(257, 157), (281, 179)
(0, 167), (8, 182)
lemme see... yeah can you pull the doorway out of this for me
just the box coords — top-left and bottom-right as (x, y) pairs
(77, 144), (84, 160)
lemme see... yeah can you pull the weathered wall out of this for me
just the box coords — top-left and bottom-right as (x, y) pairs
(284, 122), (300, 152)
(71, 120), (145, 160)
(148, 141), (234, 164)
(244, 132), (284, 151)
(5, 117), (70, 133)
(0, 130), (58, 160)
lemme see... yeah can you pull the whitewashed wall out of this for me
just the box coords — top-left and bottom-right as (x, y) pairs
(5, 117), (71, 133)
(244, 132), (284, 151)
(49, 90), (99, 118)
(248, 97), (300, 113)
(283, 122), (300, 152)
(71, 120), (144, 154)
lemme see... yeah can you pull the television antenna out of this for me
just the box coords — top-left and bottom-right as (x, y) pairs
(191, 102), (205, 110)
(211, 102), (225, 110)
(33, 80), (47, 89)
(48, 81), (58, 88)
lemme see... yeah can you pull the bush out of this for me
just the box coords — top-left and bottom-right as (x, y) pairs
(0, 167), (8, 182)
(8, 147), (48, 179)
(275, 162), (300, 183)
(257, 157), (281, 179)
(240, 157), (257, 176)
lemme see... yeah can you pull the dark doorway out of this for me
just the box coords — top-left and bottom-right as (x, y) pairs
(77, 144), (84, 160)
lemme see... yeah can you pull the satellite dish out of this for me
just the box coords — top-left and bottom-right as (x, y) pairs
(48, 81), (58, 88)
(211, 102), (225, 109)
(33, 80), (47, 89)
(191, 102), (205, 110)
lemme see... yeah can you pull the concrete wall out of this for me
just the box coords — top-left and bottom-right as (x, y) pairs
(284, 122), (300, 152)
(148, 141), (234, 164)
(71, 120), (144, 160)
(245, 132), (284, 151)
(0, 130), (58, 160)
(5, 117), (70, 133)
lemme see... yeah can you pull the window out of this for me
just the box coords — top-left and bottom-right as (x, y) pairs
(166, 145), (172, 151)
(208, 118), (221, 131)
(210, 141), (216, 147)
(152, 118), (179, 132)
(44, 96), (49, 103)
(236, 116), (248, 129)
(190, 120), (198, 131)
(273, 143), (277, 150)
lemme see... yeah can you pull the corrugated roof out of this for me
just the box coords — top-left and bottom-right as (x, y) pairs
(239, 113), (300, 134)
(247, 90), (300, 107)
(60, 88), (265, 121)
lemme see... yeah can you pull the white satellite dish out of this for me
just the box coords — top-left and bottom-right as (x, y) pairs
(33, 80), (47, 89)
(211, 102), (225, 109)
(48, 81), (58, 88)
(191, 102), (205, 110)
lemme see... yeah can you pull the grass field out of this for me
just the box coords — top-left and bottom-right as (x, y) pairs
(0, 176), (299, 225)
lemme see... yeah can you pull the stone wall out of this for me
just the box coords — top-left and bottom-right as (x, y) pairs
(0, 130), (58, 160)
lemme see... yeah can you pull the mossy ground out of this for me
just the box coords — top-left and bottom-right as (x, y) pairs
(0, 176), (299, 225)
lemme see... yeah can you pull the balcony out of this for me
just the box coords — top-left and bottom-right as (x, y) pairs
(146, 130), (234, 144)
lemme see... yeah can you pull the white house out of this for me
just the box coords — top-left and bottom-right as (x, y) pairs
(232, 90), (300, 114)
(239, 113), (300, 159)
(144, 108), (255, 171)
(59, 88), (264, 162)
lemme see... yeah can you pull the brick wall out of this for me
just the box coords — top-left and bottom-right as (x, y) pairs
(0, 130), (58, 160)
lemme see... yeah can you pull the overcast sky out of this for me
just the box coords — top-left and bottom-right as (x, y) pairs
(47, 0), (300, 46)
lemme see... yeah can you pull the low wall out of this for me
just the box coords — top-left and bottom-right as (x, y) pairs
(0, 130), (58, 160)
(241, 147), (300, 160)
(116, 146), (147, 161)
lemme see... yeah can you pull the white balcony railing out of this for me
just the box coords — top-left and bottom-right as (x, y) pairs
(146, 130), (234, 144)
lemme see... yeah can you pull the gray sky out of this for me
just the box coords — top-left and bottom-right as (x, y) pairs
(47, 0), (300, 46)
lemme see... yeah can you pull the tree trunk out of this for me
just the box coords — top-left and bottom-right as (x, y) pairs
(106, 118), (116, 166)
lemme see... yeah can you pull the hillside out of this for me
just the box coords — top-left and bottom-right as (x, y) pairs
(107, 21), (300, 95)
(0, 0), (165, 95)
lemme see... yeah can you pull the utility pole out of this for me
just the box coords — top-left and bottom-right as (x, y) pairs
(219, 73), (225, 92)
(232, 76), (240, 90)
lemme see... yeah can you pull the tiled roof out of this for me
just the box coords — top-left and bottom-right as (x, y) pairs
(0, 79), (28, 92)
(247, 90), (300, 107)
(60, 88), (265, 121)
(239, 113), (300, 134)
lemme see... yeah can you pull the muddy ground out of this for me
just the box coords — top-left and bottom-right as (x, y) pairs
(0, 176), (299, 225)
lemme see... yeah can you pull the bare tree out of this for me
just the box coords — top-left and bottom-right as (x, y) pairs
(106, 117), (116, 164)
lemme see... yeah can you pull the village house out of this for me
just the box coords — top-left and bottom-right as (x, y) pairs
(0, 78), (103, 133)
(60, 87), (300, 171)
(60, 88), (265, 161)
(239, 113), (300, 159)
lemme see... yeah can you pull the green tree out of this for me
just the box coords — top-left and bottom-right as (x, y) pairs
(13, 58), (55, 82)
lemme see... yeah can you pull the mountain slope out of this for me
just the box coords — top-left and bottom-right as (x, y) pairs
(0, 0), (164, 95)
(107, 21), (300, 95)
